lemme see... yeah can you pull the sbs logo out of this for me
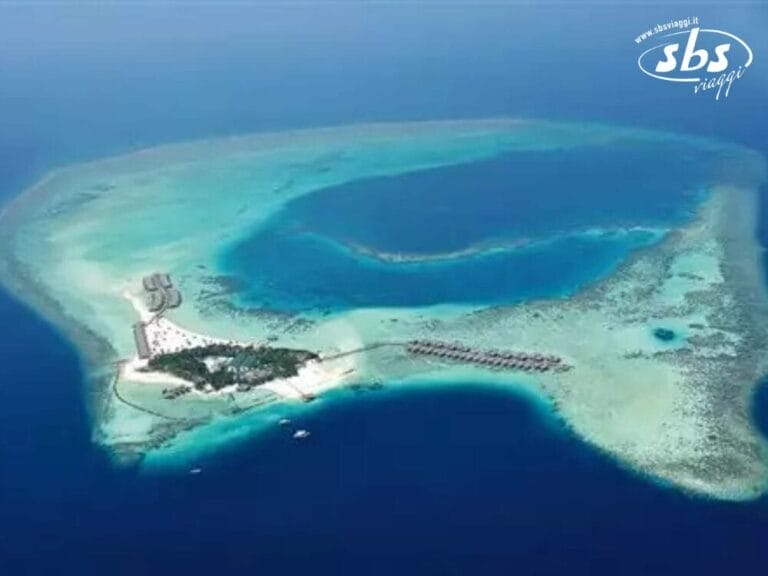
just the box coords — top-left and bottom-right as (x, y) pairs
(637, 27), (753, 100)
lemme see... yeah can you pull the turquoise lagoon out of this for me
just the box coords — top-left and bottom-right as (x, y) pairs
(222, 137), (717, 311)
(1, 120), (746, 398)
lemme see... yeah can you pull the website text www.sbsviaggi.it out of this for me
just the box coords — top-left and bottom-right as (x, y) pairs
(635, 17), (699, 45)
(634, 17), (752, 100)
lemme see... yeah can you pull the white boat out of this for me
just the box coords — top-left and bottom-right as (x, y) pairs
(189, 467), (202, 475)
(278, 418), (291, 426)
(292, 429), (310, 439)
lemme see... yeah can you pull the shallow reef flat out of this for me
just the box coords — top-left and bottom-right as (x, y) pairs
(284, 183), (768, 500)
(1, 119), (766, 499)
(276, 183), (767, 500)
(435, 185), (768, 500)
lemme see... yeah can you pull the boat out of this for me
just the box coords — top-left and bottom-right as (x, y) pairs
(278, 418), (291, 426)
(189, 467), (202, 475)
(293, 429), (311, 439)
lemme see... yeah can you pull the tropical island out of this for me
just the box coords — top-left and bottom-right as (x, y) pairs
(147, 343), (319, 392)
(0, 119), (766, 501)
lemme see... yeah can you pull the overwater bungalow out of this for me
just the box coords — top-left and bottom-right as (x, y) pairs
(404, 339), (569, 373)
(166, 288), (182, 309)
(142, 275), (159, 292)
(132, 322), (151, 359)
(147, 291), (166, 312)
(154, 272), (173, 289)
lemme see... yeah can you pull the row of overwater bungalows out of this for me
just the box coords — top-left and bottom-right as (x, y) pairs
(405, 340), (569, 373)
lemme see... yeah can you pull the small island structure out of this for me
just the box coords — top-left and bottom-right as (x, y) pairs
(132, 272), (183, 359)
(142, 272), (182, 313)
(126, 275), (323, 399)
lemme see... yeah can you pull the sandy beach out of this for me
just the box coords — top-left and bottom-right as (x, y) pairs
(120, 289), (357, 400)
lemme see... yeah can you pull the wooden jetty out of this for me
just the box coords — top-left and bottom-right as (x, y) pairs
(405, 340), (570, 373)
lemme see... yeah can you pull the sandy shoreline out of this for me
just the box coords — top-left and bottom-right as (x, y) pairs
(119, 289), (358, 402)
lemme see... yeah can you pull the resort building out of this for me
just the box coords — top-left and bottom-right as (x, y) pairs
(405, 339), (570, 374)
(141, 272), (182, 313)
(166, 288), (182, 308)
(147, 291), (166, 312)
(132, 323), (151, 359)
(134, 272), (184, 358)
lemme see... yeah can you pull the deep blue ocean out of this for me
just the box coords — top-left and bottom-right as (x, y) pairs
(2, 5), (768, 575)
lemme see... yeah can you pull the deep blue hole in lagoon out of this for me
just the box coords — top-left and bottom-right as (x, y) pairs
(223, 143), (719, 311)
(275, 143), (717, 254)
(653, 327), (677, 342)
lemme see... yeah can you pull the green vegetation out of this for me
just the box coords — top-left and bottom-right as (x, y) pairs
(147, 343), (319, 391)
